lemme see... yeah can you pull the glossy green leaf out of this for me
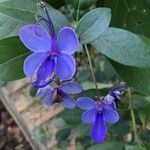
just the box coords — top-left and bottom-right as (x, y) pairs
(105, 0), (150, 38)
(111, 60), (150, 95)
(0, 37), (30, 86)
(0, 0), (37, 40)
(76, 8), (111, 44)
(36, 3), (70, 34)
(91, 27), (150, 68)
(88, 142), (125, 150)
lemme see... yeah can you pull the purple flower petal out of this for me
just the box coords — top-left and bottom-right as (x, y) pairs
(82, 108), (97, 124)
(59, 82), (83, 94)
(91, 113), (107, 143)
(104, 95), (117, 109)
(31, 57), (55, 87)
(104, 95), (115, 105)
(56, 54), (76, 80)
(62, 94), (76, 109)
(19, 24), (52, 52)
(103, 106), (119, 124)
(24, 52), (48, 78)
(57, 27), (79, 54)
(36, 86), (53, 97)
(44, 90), (54, 106)
(76, 97), (95, 110)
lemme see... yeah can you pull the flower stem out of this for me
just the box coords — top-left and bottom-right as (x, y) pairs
(84, 45), (100, 97)
(75, 0), (100, 98)
(76, 0), (80, 22)
(128, 88), (139, 143)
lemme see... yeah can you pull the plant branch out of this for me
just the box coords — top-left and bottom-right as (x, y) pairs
(84, 45), (100, 97)
(128, 88), (139, 144)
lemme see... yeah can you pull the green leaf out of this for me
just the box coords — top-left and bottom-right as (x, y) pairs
(33, 126), (52, 144)
(105, 0), (150, 38)
(125, 145), (146, 150)
(91, 27), (150, 68)
(36, 3), (70, 34)
(109, 120), (130, 137)
(88, 142), (125, 150)
(0, 0), (37, 40)
(56, 128), (71, 141)
(65, 0), (97, 10)
(0, 37), (30, 86)
(76, 8), (111, 44)
(111, 60), (150, 95)
(29, 86), (38, 97)
(45, 0), (65, 9)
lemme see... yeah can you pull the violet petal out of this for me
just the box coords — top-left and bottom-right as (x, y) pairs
(31, 57), (55, 87)
(44, 90), (54, 106)
(82, 108), (97, 124)
(76, 97), (95, 110)
(62, 93), (76, 109)
(56, 53), (76, 80)
(91, 113), (107, 143)
(57, 27), (79, 54)
(103, 106), (119, 124)
(19, 24), (52, 52)
(59, 81), (83, 94)
(36, 86), (53, 97)
(23, 52), (48, 78)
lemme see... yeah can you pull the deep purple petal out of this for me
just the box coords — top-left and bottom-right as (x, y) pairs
(57, 27), (79, 54)
(82, 108), (97, 124)
(103, 106), (119, 124)
(44, 90), (54, 106)
(19, 24), (52, 52)
(62, 94), (76, 109)
(31, 57), (55, 87)
(76, 97), (95, 110)
(56, 54), (76, 80)
(91, 113), (107, 143)
(23, 52), (48, 78)
(59, 81), (83, 94)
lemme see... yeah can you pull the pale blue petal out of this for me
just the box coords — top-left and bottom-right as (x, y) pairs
(56, 54), (76, 80)
(62, 94), (76, 109)
(82, 108), (97, 124)
(103, 106), (119, 124)
(19, 24), (52, 52)
(23, 52), (48, 78)
(59, 81), (83, 94)
(57, 27), (79, 54)
(76, 97), (95, 110)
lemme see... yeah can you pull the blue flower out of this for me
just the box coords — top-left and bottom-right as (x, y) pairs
(76, 97), (119, 143)
(104, 84), (127, 109)
(37, 81), (83, 109)
(19, 6), (79, 87)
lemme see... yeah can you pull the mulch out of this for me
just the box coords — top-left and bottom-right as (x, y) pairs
(0, 100), (32, 150)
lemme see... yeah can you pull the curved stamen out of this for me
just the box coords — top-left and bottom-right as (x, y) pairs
(37, 2), (56, 38)
(36, 15), (54, 36)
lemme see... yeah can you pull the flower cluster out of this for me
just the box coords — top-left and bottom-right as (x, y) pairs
(76, 84), (127, 143)
(19, 3), (128, 144)
(19, 4), (79, 88)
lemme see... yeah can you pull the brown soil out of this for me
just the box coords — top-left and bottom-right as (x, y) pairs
(0, 100), (32, 150)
